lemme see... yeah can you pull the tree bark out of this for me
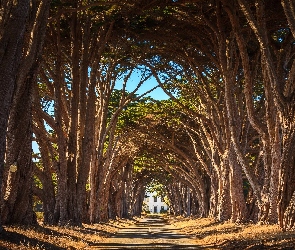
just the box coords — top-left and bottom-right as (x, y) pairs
(229, 145), (247, 222)
(2, 73), (36, 225)
(1, 0), (51, 226)
(0, 0), (30, 230)
(279, 126), (295, 229)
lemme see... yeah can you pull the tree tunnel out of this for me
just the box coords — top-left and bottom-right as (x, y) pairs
(1, 0), (295, 231)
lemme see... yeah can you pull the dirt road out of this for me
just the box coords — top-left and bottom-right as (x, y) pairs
(89, 215), (200, 249)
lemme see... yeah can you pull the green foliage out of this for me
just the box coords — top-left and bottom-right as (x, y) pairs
(86, 182), (90, 191)
(160, 208), (168, 214)
(108, 89), (154, 131)
(146, 179), (168, 201)
(142, 202), (150, 213)
(34, 175), (43, 190)
(35, 212), (44, 220)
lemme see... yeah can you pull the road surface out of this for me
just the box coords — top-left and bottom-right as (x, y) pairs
(88, 215), (201, 249)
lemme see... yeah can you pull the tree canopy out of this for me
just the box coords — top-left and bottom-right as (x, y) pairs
(1, 0), (295, 231)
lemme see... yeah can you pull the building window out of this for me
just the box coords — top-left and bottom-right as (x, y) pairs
(154, 196), (157, 202)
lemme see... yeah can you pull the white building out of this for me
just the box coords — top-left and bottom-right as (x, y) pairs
(143, 191), (169, 214)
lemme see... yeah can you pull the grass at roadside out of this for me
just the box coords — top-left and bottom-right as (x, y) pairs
(170, 216), (295, 249)
(0, 215), (295, 249)
(0, 218), (136, 249)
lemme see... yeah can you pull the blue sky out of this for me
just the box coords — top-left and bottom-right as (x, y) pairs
(32, 74), (169, 154)
(136, 78), (169, 100)
(115, 69), (169, 101)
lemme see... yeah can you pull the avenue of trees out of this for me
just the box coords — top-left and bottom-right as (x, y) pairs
(0, 0), (295, 231)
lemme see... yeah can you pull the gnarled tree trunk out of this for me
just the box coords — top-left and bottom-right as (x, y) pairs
(0, 0), (30, 230)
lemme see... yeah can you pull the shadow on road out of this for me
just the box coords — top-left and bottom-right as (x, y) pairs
(88, 215), (206, 249)
(90, 242), (202, 249)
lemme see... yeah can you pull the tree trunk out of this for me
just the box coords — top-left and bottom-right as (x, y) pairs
(2, 1), (52, 223)
(0, 0), (30, 230)
(279, 126), (295, 229)
(229, 146), (247, 222)
(121, 183), (129, 218)
(2, 75), (36, 225)
(96, 170), (112, 222)
(132, 189), (145, 217)
(217, 161), (232, 221)
(76, 80), (96, 223)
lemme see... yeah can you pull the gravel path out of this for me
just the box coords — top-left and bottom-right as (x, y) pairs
(88, 215), (202, 249)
